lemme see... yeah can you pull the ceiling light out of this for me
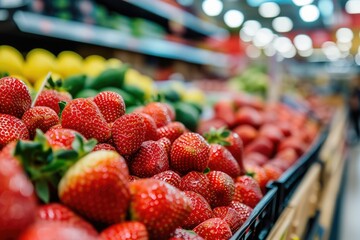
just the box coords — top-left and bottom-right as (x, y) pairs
(336, 28), (353, 43)
(292, 0), (314, 6)
(224, 10), (244, 28)
(346, 0), (360, 14)
(242, 20), (261, 37)
(299, 5), (320, 22)
(253, 28), (274, 48)
(272, 17), (293, 33)
(294, 34), (312, 51)
(246, 45), (261, 58)
(202, 0), (223, 16)
(259, 2), (280, 18)
(273, 37), (293, 53)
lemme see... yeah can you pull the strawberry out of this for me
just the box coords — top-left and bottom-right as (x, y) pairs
(93, 143), (116, 152)
(213, 206), (242, 233)
(35, 89), (72, 114)
(182, 191), (213, 229)
(45, 128), (83, 150)
(129, 140), (169, 178)
(112, 113), (146, 155)
(208, 144), (241, 178)
(141, 102), (171, 128)
(0, 76), (31, 118)
(129, 179), (191, 239)
(93, 91), (126, 123)
(0, 155), (37, 239)
(245, 164), (269, 192)
(164, 103), (176, 121)
(0, 113), (29, 149)
(263, 163), (283, 182)
(259, 124), (284, 145)
(244, 137), (274, 158)
(278, 137), (307, 157)
(152, 170), (182, 188)
(244, 152), (268, 166)
(100, 221), (148, 240)
(228, 201), (253, 225)
(59, 150), (130, 225)
(18, 221), (98, 240)
(233, 124), (258, 146)
(0, 141), (17, 158)
(170, 133), (210, 174)
(179, 171), (213, 204)
(213, 100), (236, 127)
(233, 175), (263, 208)
(193, 218), (232, 240)
(225, 131), (246, 175)
(38, 203), (98, 236)
(207, 171), (235, 208)
(275, 148), (298, 166)
(139, 113), (158, 141)
(157, 137), (171, 156)
(170, 228), (204, 240)
(234, 107), (263, 128)
(22, 106), (60, 139)
(196, 118), (227, 136)
(129, 175), (140, 182)
(157, 121), (186, 143)
(61, 98), (111, 142)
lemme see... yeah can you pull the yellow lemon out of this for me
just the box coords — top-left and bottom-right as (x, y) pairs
(0, 45), (24, 75)
(124, 68), (142, 85)
(23, 48), (56, 83)
(106, 58), (123, 68)
(34, 72), (62, 91)
(55, 51), (83, 78)
(182, 88), (206, 106)
(83, 55), (106, 77)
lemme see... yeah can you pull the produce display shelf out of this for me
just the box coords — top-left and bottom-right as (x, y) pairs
(8, 11), (230, 68)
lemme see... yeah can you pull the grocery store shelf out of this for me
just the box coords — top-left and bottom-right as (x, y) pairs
(97, 0), (229, 39)
(11, 11), (230, 68)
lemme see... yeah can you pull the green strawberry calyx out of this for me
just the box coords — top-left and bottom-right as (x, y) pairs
(204, 127), (231, 146)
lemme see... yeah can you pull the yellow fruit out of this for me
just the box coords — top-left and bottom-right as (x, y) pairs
(169, 81), (186, 99)
(182, 88), (206, 106)
(83, 55), (106, 77)
(23, 48), (56, 83)
(124, 69), (141, 85)
(106, 58), (122, 68)
(0, 45), (24, 75)
(34, 72), (62, 91)
(55, 51), (83, 78)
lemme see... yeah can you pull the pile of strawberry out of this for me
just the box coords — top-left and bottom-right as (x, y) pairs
(0, 76), (319, 240)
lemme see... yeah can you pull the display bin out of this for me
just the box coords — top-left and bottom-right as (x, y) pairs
(231, 187), (279, 240)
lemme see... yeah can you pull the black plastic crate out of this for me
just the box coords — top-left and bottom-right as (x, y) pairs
(231, 187), (278, 240)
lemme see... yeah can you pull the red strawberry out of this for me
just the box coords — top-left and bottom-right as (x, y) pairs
(37, 203), (98, 236)
(163, 102), (176, 121)
(18, 221), (98, 240)
(278, 137), (307, 157)
(275, 148), (298, 166)
(263, 164), (283, 182)
(170, 228), (204, 240)
(0, 114), (29, 149)
(45, 128), (83, 150)
(35, 89), (72, 114)
(234, 107), (263, 128)
(129, 140), (169, 178)
(170, 133), (210, 174)
(157, 137), (171, 156)
(129, 179), (191, 239)
(93, 143), (116, 152)
(213, 206), (243, 233)
(179, 171), (213, 204)
(157, 121), (186, 143)
(182, 191), (213, 229)
(244, 137), (274, 158)
(233, 125), (258, 146)
(244, 152), (268, 166)
(193, 218), (232, 240)
(139, 113), (158, 141)
(259, 124), (284, 145)
(93, 91), (126, 123)
(112, 113), (146, 155)
(0, 141), (17, 158)
(233, 175), (263, 208)
(141, 102), (171, 128)
(129, 175), (140, 182)
(196, 118), (227, 136)
(229, 201), (253, 225)
(224, 132), (246, 175)
(100, 221), (148, 240)
(245, 164), (269, 192)
(58, 150), (130, 225)
(207, 171), (235, 208)
(61, 98), (111, 142)
(213, 100), (236, 127)
(22, 106), (60, 139)
(0, 76), (31, 118)
(152, 170), (182, 188)
(0, 155), (37, 239)
(208, 144), (241, 178)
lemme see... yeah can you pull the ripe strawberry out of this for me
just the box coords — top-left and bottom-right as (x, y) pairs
(164, 103), (176, 121)
(193, 218), (232, 240)
(234, 107), (263, 128)
(129, 175), (140, 182)
(244, 137), (274, 158)
(245, 164), (269, 192)
(141, 102), (171, 128)
(129, 140), (169, 178)
(0, 113), (29, 149)
(0, 76), (31, 118)
(170, 228), (204, 240)
(152, 170), (182, 188)
(157, 137), (171, 156)
(225, 131), (246, 175)
(259, 124), (284, 145)
(18, 221), (98, 240)
(213, 100), (236, 127)
(179, 171), (213, 204)
(0, 141), (17, 158)
(100, 221), (148, 240)
(213, 206), (242, 233)
(59, 150), (130, 225)
(61, 98), (111, 142)
(196, 118), (227, 136)
(139, 113), (158, 141)
(233, 175), (263, 208)
(93, 91), (126, 123)
(35, 89), (72, 114)
(278, 137), (307, 157)
(208, 144), (241, 178)
(157, 121), (186, 143)
(263, 163), (283, 182)
(275, 148), (298, 166)
(228, 201), (253, 225)
(38, 203), (98, 236)
(129, 179), (191, 239)
(170, 133), (210, 174)
(207, 171), (235, 208)
(0, 155), (37, 239)
(112, 113), (146, 155)
(182, 191), (213, 229)
(45, 128), (83, 150)
(233, 124), (258, 146)
(22, 106), (60, 139)
(244, 152), (268, 166)
(93, 143), (116, 152)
